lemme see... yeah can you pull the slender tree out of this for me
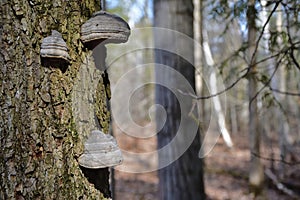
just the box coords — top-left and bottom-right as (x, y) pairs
(154, 0), (205, 199)
(0, 1), (112, 199)
(247, 0), (265, 196)
(202, 28), (233, 148)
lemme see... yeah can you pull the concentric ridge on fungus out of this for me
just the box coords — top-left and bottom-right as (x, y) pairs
(81, 11), (130, 49)
(41, 30), (70, 62)
(78, 130), (123, 169)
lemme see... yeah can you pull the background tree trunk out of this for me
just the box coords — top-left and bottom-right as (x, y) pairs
(247, 0), (265, 196)
(154, 0), (205, 199)
(202, 28), (233, 148)
(0, 0), (112, 199)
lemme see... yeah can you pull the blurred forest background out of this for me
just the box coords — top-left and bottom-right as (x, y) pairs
(104, 0), (300, 199)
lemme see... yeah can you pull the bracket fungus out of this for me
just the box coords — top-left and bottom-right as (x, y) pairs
(78, 130), (122, 169)
(81, 11), (131, 49)
(40, 30), (70, 68)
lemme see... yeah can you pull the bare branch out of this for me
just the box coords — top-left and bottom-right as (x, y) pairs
(249, 0), (281, 66)
(265, 168), (299, 198)
(251, 152), (300, 165)
(178, 68), (249, 100)
(180, 0), (300, 101)
(249, 51), (287, 106)
(283, 2), (300, 71)
(289, 47), (300, 70)
(269, 88), (300, 96)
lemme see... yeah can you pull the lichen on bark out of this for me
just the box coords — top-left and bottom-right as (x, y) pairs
(95, 77), (110, 134)
(0, 0), (111, 199)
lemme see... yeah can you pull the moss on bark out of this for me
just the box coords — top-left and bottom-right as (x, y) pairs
(0, 0), (111, 199)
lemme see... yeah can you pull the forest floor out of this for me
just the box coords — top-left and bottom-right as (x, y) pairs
(113, 126), (299, 200)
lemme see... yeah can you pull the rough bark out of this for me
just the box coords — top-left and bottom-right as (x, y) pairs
(0, 0), (111, 199)
(154, 0), (205, 199)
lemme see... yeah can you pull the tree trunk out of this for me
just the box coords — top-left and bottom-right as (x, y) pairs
(247, 0), (265, 196)
(0, 1), (112, 199)
(274, 3), (292, 179)
(202, 29), (233, 148)
(193, 0), (202, 96)
(194, 0), (207, 140)
(154, 0), (205, 199)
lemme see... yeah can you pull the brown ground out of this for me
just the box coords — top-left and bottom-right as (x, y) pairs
(113, 127), (299, 200)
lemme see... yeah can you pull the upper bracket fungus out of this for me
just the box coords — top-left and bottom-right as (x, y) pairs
(81, 11), (131, 49)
